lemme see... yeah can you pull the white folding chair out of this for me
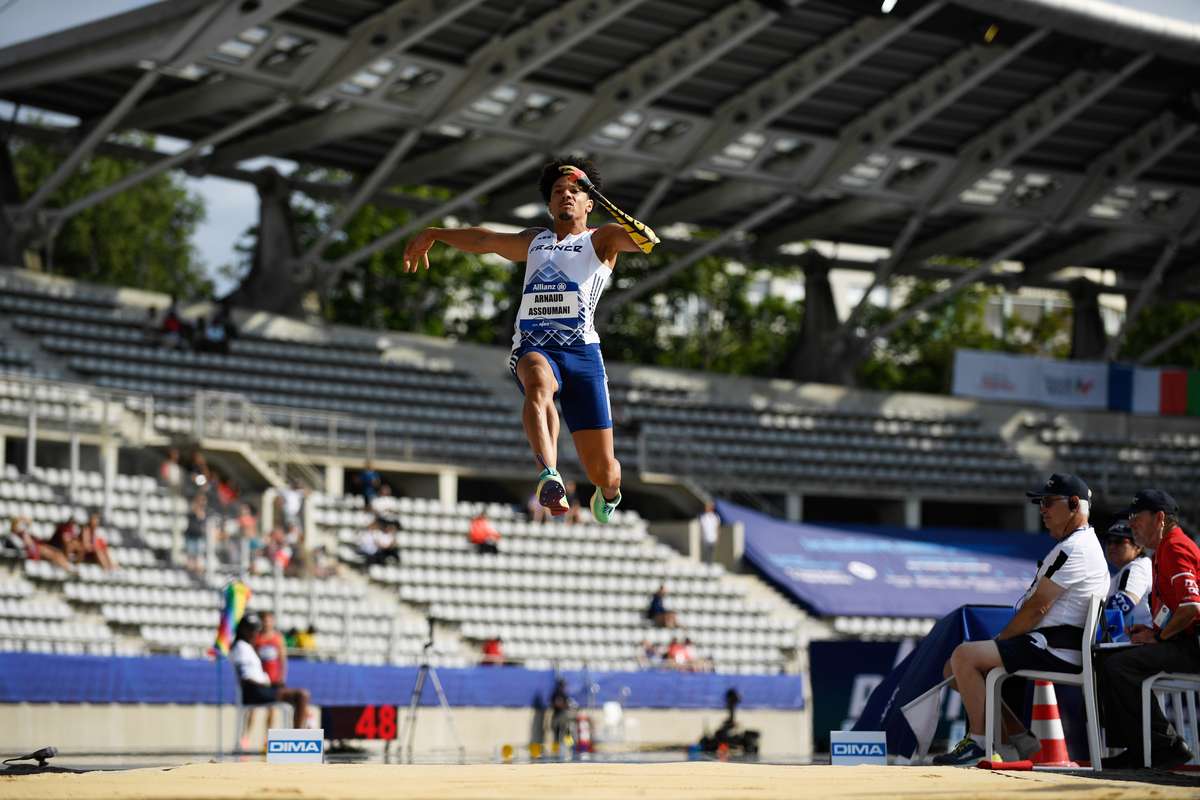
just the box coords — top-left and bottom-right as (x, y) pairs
(984, 594), (1104, 771)
(1140, 672), (1200, 767)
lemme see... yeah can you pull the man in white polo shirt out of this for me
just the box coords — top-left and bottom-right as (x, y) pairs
(934, 473), (1109, 766)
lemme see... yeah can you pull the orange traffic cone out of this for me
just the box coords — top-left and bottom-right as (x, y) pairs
(1030, 680), (1077, 768)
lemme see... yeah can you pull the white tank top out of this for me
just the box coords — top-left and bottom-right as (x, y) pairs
(512, 228), (611, 349)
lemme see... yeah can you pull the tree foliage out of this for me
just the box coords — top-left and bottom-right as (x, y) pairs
(601, 251), (805, 377)
(1118, 301), (1200, 368)
(856, 279), (1071, 393)
(10, 131), (209, 297)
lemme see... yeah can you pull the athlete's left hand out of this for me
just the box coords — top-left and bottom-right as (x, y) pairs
(559, 165), (594, 191)
(402, 229), (435, 272)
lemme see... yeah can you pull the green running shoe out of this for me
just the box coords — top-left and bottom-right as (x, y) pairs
(537, 467), (569, 516)
(590, 486), (621, 524)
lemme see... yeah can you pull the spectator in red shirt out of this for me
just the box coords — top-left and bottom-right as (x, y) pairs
(481, 636), (505, 666)
(255, 611), (288, 686)
(8, 516), (75, 573)
(665, 638), (687, 669)
(469, 512), (501, 555)
(80, 511), (116, 571)
(49, 516), (85, 565)
(1099, 490), (1200, 769)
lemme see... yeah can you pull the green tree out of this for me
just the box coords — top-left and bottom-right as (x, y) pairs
(10, 131), (209, 297)
(1118, 301), (1200, 368)
(601, 251), (805, 377)
(855, 279), (1071, 393)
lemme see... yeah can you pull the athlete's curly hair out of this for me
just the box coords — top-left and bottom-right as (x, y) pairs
(538, 156), (602, 204)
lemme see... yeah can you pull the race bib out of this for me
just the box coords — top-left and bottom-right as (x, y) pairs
(518, 288), (579, 321)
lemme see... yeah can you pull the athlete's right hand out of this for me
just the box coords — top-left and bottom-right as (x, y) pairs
(402, 229), (435, 272)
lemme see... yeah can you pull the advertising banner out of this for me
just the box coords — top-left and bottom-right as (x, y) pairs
(725, 501), (1045, 618)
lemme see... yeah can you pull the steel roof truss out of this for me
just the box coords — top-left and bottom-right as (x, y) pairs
(933, 52), (1153, 213)
(809, 29), (1049, 193)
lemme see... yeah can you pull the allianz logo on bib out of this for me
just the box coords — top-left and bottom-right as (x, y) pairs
(268, 740), (323, 754)
(832, 743), (885, 756)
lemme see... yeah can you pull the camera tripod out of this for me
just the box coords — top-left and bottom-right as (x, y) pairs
(389, 619), (465, 763)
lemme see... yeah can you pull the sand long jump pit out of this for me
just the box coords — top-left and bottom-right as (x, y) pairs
(4, 762), (1200, 800)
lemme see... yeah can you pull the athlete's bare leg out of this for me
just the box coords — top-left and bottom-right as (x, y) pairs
(516, 352), (560, 469)
(572, 428), (620, 501)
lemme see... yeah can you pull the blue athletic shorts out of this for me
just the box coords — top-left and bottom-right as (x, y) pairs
(509, 343), (612, 432)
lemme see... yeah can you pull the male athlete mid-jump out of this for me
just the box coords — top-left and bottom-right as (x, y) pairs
(402, 158), (659, 523)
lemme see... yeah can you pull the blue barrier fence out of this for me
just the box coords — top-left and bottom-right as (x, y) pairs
(0, 653), (804, 710)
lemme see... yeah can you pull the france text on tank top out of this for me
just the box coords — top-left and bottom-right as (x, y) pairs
(512, 228), (611, 349)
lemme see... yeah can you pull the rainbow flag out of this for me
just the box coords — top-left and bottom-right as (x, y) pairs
(214, 580), (251, 656)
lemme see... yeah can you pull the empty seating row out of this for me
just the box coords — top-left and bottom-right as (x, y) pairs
(0, 577), (32, 597)
(0, 618), (113, 641)
(26, 560), (191, 587)
(335, 527), (657, 563)
(39, 334), (503, 409)
(0, 598), (72, 620)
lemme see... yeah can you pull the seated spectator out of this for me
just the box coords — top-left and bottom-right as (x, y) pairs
(159, 448), (183, 493)
(309, 545), (339, 579)
(665, 637), (690, 669)
(1103, 519), (1152, 628)
(294, 625), (317, 656)
(8, 516), (75, 573)
(183, 493), (208, 573)
(231, 614), (310, 733)
(197, 304), (236, 355)
(370, 483), (400, 517)
(160, 297), (186, 350)
(264, 524), (293, 572)
(469, 512), (501, 555)
(80, 511), (116, 571)
(647, 584), (678, 628)
(481, 636), (505, 666)
(358, 519), (400, 565)
(637, 639), (660, 669)
(357, 462), (381, 509)
(49, 516), (85, 565)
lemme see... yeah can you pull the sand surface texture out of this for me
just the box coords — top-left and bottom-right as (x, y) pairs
(4, 762), (1200, 800)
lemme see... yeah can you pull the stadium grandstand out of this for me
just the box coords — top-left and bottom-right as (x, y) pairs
(1, 0), (1200, 796)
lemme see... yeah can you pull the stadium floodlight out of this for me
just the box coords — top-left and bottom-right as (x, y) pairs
(881, 0), (899, 13)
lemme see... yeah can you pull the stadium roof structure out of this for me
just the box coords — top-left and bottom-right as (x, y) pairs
(1, 0), (1199, 380)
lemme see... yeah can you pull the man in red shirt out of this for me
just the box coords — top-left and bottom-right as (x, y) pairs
(469, 512), (501, 555)
(1099, 489), (1200, 769)
(481, 636), (505, 666)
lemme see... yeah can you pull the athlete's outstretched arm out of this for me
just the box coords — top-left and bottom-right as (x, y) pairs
(402, 226), (540, 272)
(559, 165), (659, 256)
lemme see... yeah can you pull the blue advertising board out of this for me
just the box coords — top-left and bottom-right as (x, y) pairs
(721, 501), (1048, 618)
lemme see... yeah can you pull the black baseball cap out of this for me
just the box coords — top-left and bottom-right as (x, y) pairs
(1026, 473), (1091, 505)
(1124, 489), (1179, 517)
(1105, 519), (1134, 540)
